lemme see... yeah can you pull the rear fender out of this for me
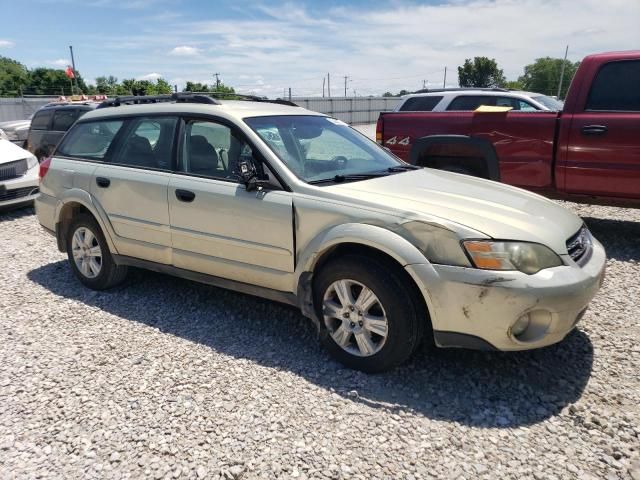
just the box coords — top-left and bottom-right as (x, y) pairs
(55, 189), (119, 254)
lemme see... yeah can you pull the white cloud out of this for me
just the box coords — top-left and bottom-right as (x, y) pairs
(137, 72), (162, 81)
(168, 46), (201, 56)
(48, 59), (69, 67)
(69, 0), (640, 97)
(0, 40), (15, 48)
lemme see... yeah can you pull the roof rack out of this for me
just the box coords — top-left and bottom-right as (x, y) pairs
(411, 87), (510, 94)
(97, 92), (221, 109)
(190, 91), (299, 107)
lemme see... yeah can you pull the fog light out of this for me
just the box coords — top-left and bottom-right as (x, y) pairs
(512, 314), (531, 337)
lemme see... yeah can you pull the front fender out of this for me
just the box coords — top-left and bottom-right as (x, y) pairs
(55, 189), (119, 254)
(294, 223), (438, 326)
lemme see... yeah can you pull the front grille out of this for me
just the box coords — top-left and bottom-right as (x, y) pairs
(0, 158), (29, 181)
(0, 186), (39, 202)
(566, 226), (592, 266)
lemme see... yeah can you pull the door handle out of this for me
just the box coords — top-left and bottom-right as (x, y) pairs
(175, 189), (196, 202)
(96, 177), (110, 188)
(581, 125), (608, 136)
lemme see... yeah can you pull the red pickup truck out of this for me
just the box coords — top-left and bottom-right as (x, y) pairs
(376, 51), (640, 207)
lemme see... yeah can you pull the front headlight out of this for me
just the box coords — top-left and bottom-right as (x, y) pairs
(26, 155), (38, 169)
(463, 240), (563, 274)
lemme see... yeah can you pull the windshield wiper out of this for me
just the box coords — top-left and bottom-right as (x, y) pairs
(387, 164), (421, 172)
(308, 172), (390, 185)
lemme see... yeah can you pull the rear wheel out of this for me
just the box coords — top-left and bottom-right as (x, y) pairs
(66, 214), (128, 290)
(313, 255), (424, 373)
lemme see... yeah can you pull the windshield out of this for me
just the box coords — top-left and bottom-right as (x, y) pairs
(245, 115), (405, 183)
(532, 95), (564, 111)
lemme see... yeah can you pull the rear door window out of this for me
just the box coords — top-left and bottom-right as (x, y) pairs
(56, 120), (125, 160)
(446, 96), (497, 110)
(31, 110), (53, 130)
(51, 109), (80, 132)
(399, 96), (443, 111)
(111, 117), (178, 170)
(586, 60), (640, 111)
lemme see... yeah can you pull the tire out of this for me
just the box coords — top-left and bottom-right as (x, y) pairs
(66, 214), (128, 290)
(313, 255), (424, 373)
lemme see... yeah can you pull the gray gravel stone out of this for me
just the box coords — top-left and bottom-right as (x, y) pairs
(0, 203), (639, 479)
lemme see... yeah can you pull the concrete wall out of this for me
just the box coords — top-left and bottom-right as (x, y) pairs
(291, 97), (400, 125)
(0, 97), (58, 122)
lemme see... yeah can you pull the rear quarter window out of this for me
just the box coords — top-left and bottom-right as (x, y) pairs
(51, 109), (81, 132)
(56, 120), (124, 160)
(399, 96), (443, 111)
(31, 110), (53, 130)
(586, 60), (640, 111)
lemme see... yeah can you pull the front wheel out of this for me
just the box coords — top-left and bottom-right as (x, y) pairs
(66, 214), (128, 290)
(313, 255), (424, 373)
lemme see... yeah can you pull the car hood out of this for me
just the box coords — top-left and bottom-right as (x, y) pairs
(329, 168), (582, 254)
(0, 139), (34, 164)
(0, 119), (30, 131)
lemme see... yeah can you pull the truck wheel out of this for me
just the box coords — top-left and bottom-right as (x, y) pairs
(66, 214), (128, 290)
(313, 255), (423, 373)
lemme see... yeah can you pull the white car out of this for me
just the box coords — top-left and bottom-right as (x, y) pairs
(395, 88), (564, 112)
(0, 139), (40, 209)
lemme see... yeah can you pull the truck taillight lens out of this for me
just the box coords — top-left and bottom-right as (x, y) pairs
(376, 117), (383, 144)
(39, 157), (52, 180)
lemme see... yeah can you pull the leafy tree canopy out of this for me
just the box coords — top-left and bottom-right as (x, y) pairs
(518, 57), (580, 99)
(458, 57), (507, 88)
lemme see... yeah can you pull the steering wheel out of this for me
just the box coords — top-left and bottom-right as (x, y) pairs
(332, 155), (348, 170)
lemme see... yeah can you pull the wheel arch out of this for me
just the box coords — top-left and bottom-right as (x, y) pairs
(410, 134), (501, 181)
(295, 223), (435, 336)
(55, 189), (118, 254)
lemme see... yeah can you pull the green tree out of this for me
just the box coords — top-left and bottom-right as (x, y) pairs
(505, 80), (524, 90)
(184, 81), (235, 95)
(155, 78), (173, 94)
(0, 56), (30, 96)
(458, 57), (506, 88)
(518, 57), (580, 99)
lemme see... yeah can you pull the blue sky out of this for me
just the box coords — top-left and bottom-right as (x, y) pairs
(2, 0), (639, 97)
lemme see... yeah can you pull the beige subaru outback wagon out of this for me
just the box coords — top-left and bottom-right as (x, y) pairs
(35, 93), (606, 372)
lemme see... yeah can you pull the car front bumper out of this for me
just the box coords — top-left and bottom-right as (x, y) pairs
(0, 164), (39, 208)
(405, 238), (606, 351)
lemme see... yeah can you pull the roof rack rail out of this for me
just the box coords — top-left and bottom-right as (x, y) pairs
(191, 91), (299, 107)
(411, 87), (510, 94)
(96, 92), (221, 109)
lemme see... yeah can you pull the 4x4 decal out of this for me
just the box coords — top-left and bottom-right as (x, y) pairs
(386, 136), (410, 146)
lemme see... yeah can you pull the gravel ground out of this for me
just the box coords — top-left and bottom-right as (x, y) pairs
(1, 202), (639, 480)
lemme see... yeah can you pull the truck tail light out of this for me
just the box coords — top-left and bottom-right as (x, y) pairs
(39, 157), (52, 180)
(376, 116), (383, 144)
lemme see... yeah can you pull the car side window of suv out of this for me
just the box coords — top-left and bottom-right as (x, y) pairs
(179, 119), (251, 180)
(51, 109), (80, 132)
(447, 95), (496, 110)
(57, 120), (125, 161)
(31, 110), (53, 130)
(111, 116), (178, 170)
(586, 60), (640, 111)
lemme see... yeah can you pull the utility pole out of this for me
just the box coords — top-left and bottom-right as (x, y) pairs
(288, 87), (292, 101)
(423, 79), (427, 89)
(322, 77), (325, 97)
(69, 45), (80, 94)
(327, 73), (331, 98)
(214, 73), (221, 91)
(174, 84), (178, 93)
(344, 76), (349, 97)
(557, 45), (569, 99)
(443, 67), (447, 88)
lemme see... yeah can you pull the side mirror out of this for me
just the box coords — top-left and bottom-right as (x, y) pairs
(236, 159), (265, 192)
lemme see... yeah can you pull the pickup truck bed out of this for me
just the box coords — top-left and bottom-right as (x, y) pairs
(377, 51), (640, 207)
